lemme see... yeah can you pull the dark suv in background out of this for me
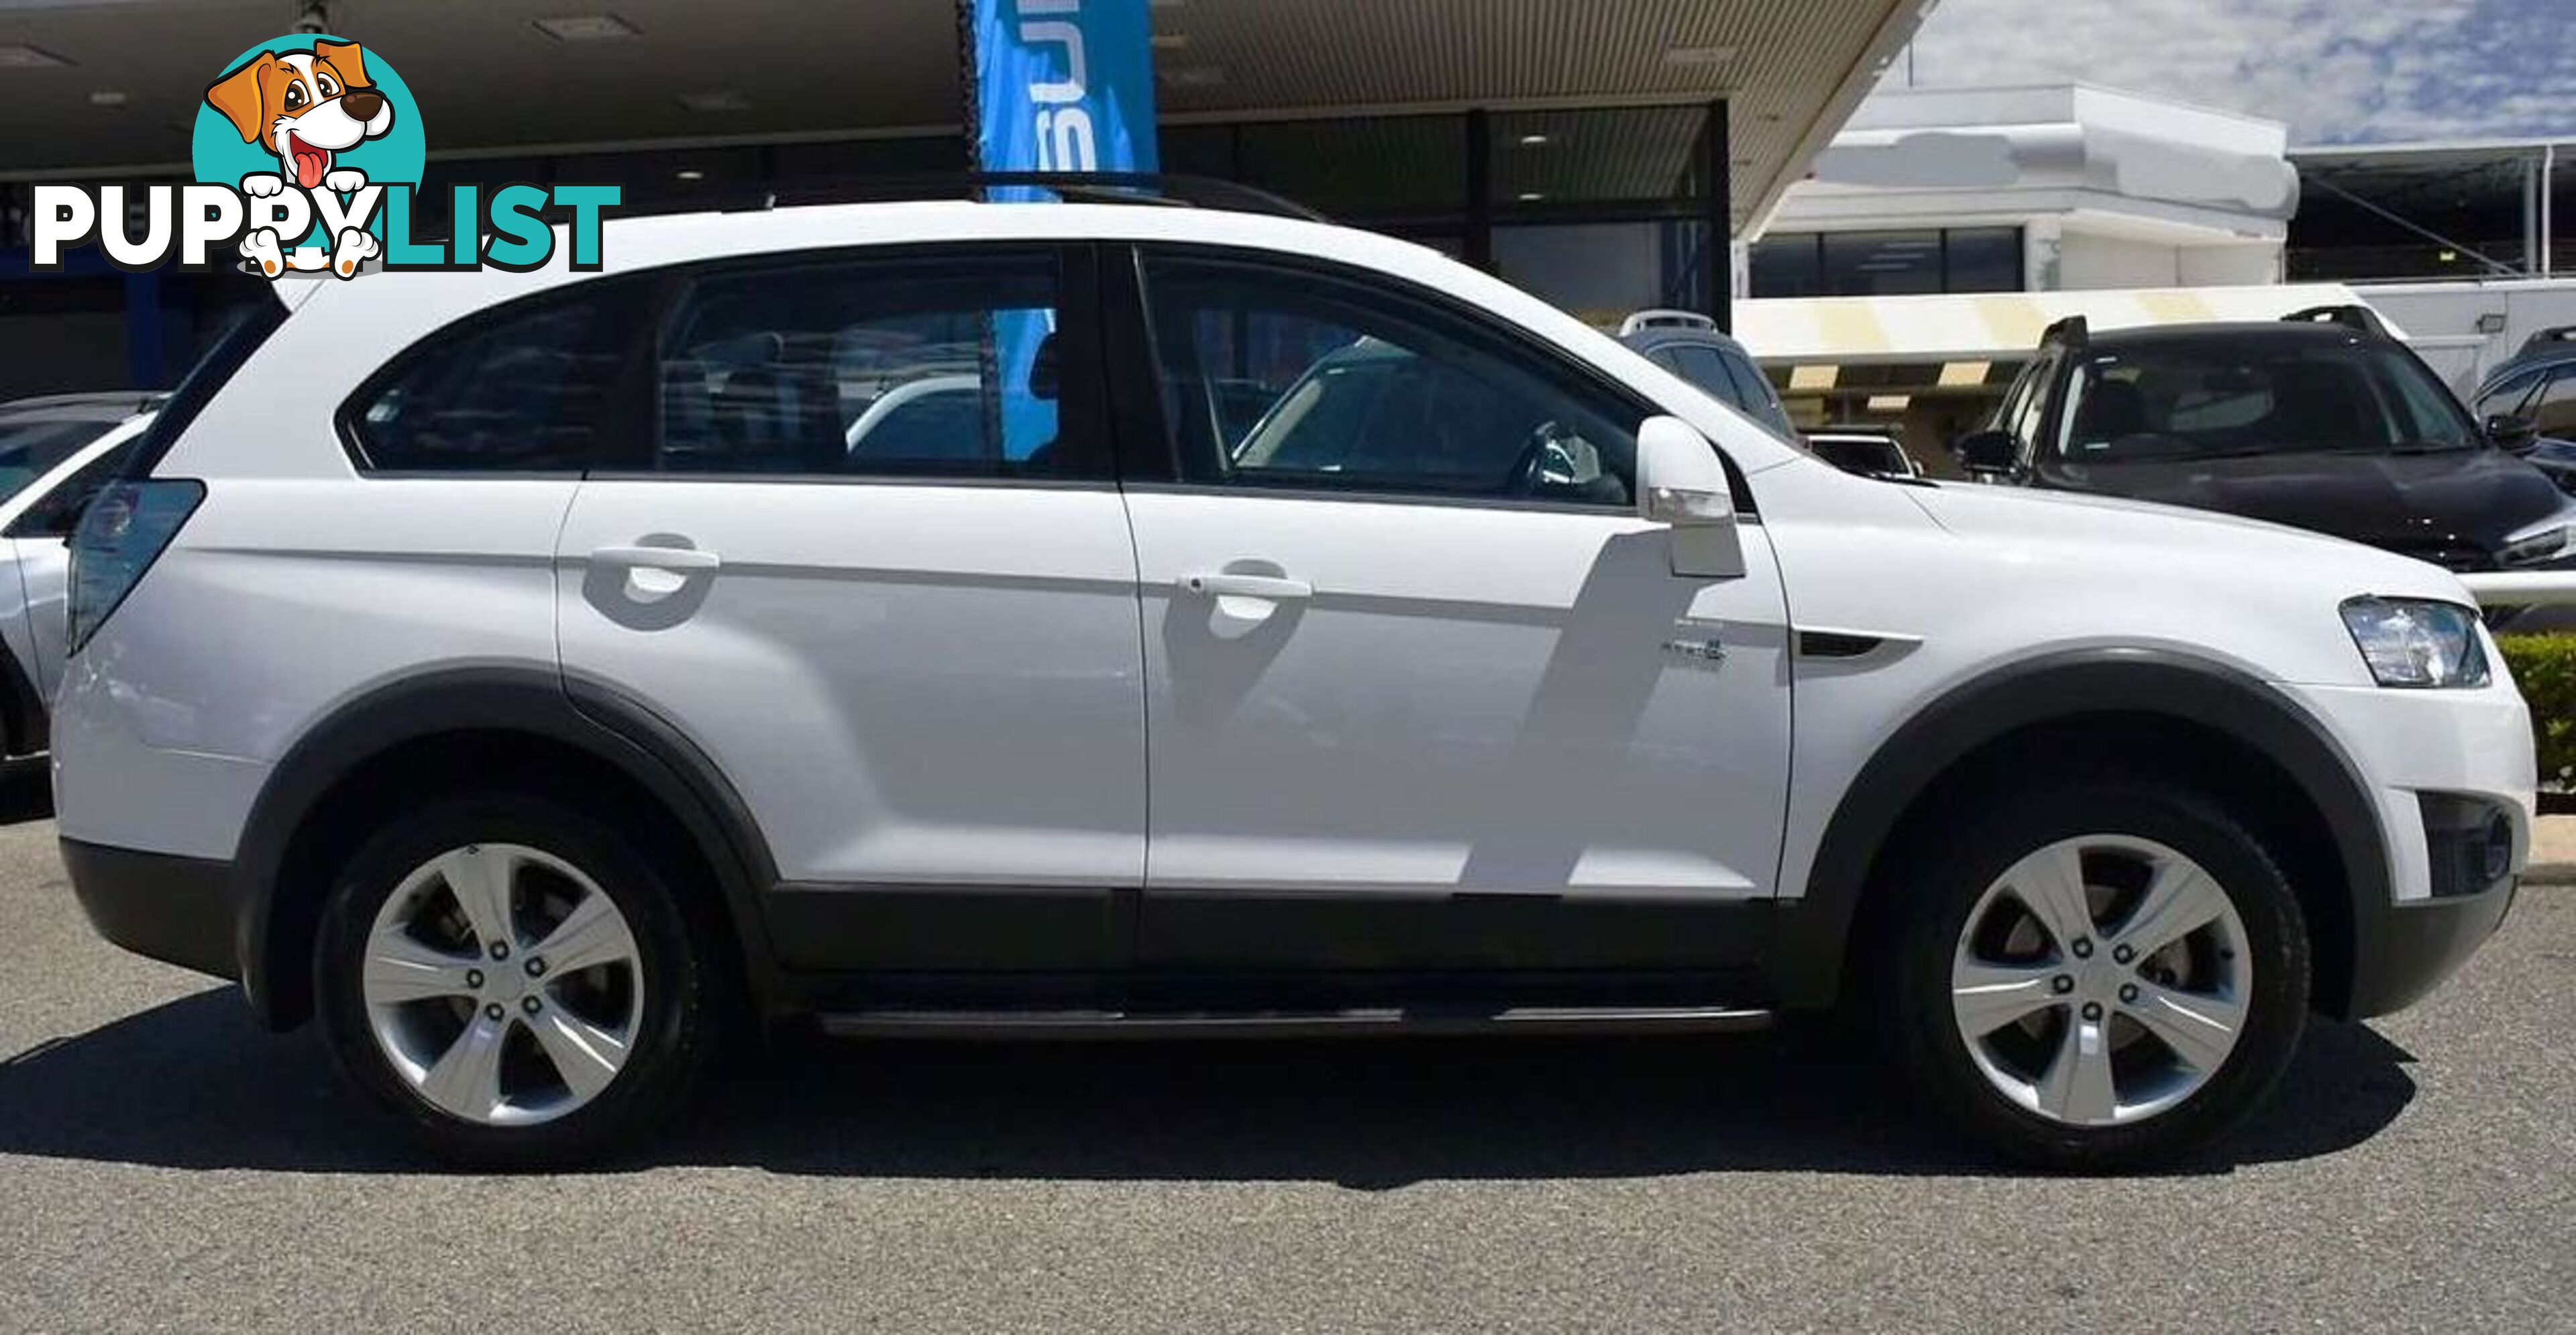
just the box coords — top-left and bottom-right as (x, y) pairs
(1617, 310), (1799, 441)
(1953, 307), (2576, 577)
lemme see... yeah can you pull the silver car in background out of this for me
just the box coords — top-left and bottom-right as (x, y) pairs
(0, 397), (159, 757)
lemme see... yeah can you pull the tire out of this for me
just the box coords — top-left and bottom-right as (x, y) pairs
(1881, 781), (2309, 1170)
(313, 792), (718, 1168)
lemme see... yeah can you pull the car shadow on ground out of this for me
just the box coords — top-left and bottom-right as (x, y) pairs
(0, 762), (53, 825)
(0, 987), (2418, 1183)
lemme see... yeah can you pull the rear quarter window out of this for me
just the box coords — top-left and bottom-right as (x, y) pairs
(343, 280), (650, 473)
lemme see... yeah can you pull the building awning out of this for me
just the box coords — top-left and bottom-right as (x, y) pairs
(1733, 282), (2401, 364)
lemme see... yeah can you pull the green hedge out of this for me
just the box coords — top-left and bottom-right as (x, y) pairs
(2500, 634), (2576, 788)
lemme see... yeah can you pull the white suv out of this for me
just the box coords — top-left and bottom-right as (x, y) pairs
(56, 199), (2531, 1168)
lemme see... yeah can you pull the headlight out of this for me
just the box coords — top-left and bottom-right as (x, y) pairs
(2340, 597), (2490, 688)
(2498, 521), (2576, 567)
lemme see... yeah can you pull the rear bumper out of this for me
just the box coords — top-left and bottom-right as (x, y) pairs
(2346, 873), (2517, 1018)
(60, 838), (240, 982)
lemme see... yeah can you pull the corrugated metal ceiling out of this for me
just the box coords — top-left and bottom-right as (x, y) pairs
(0, 0), (1929, 229)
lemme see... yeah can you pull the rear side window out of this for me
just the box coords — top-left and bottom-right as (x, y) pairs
(1717, 348), (1794, 437)
(647, 250), (1094, 479)
(345, 282), (646, 473)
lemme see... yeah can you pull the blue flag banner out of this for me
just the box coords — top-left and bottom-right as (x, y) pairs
(969, 0), (1159, 458)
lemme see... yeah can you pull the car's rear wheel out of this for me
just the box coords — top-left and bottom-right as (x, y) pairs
(314, 794), (714, 1167)
(1886, 782), (2310, 1169)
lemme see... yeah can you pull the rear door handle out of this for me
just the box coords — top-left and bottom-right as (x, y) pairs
(1179, 573), (1311, 600)
(591, 545), (722, 572)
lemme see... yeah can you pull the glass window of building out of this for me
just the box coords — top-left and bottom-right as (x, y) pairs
(1492, 221), (1713, 327)
(1752, 228), (2027, 298)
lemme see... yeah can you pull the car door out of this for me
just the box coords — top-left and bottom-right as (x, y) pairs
(552, 243), (1147, 973)
(1114, 246), (1792, 974)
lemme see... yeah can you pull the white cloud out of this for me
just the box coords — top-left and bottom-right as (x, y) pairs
(1887, 0), (2576, 144)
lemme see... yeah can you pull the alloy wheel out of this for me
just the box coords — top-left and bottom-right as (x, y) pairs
(1949, 834), (2253, 1127)
(358, 843), (645, 1126)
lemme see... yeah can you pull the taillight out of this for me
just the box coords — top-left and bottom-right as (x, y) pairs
(67, 478), (203, 653)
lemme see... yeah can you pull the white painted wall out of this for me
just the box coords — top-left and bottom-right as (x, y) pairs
(2179, 244), (2282, 287)
(2059, 231), (2180, 288)
(2361, 279), (2576, 392)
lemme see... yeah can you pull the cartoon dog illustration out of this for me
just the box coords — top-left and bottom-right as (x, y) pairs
(204, 39), (392, 278)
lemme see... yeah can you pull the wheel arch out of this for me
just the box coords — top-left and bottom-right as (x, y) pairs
(231, 666), (783, 1030)
(1782, 647), (2389, 1017)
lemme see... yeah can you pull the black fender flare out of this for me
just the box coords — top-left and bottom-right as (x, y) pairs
(229, 665), (782, 1027)
(1774, 646), (2390, 1009)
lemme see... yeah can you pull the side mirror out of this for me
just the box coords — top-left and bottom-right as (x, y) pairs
(1636, 415), (1745, 580)
(1951, 429), (2020, 478)
(2488, 414), (2540, 452)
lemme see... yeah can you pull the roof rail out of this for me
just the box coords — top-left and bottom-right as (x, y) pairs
(1617, 309), (1718, 336)
(2281, 304), (2391, 338)
(2522, 325), (2576, 350)
(680, 171), (1328, 223)
(2040, 314), (2089, 349)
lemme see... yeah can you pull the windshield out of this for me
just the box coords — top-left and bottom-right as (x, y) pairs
(2056, 339), (2479, 462)
(0, 418), (119, 503)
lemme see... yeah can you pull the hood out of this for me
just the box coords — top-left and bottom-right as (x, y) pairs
(1907, 476), (2473, 604)
(2035, 446), (2568, 559)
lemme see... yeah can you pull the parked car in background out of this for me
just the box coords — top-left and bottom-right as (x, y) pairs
(2472, 325), (2576, 429)
(1617, 310), (1799, 440)
(1804, 426), (1923, 479)
(1953, 307), (2576, 578)
(2471, 329), (2576, 494)
(0, 392), (160, 500)
(57, 199), (2527, 1171)
(0, 398), (158, 759)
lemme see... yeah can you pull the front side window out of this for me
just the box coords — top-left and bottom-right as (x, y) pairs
(2528, 370), (2576, 437)
(2053, 339), (2479, 462)
(348, 282), (645, 472)
(2474, 368), (2544, 422)
(652, 251), (1090, 479)
(1139, 252), (1638, 506)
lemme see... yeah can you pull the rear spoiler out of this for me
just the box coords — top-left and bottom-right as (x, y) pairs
(2281, 304), (2392, 339)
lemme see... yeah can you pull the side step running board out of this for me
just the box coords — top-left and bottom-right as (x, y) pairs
(817, 1006), (1774, 1041)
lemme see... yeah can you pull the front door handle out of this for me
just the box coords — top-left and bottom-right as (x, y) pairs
(591, 545), (722, 573)
(1179, 573), (1311, 601)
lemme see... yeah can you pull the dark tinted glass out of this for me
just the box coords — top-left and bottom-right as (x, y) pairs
(350, 284), (641, 472)
(0, 420), (117, 502)
(1822, 231), (1943, 296)
(7, 436), (140, 538)
(654, 252), (1082, 478)
(1140, 254), (1639, 506)
(2059, 340), (2479, 460)
(1657, 344), (1746, 407)
(1946, 227), (2023, 292)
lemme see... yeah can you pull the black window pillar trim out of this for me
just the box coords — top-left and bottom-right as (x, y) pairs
(1704, 97), (1731, 333)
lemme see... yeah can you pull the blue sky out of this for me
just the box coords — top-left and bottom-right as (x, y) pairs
(1886, 0), (2576, 145)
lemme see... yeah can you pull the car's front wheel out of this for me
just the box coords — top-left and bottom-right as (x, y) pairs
(1886, 782), (2310, 1169)
(313, 794), (716, 1167)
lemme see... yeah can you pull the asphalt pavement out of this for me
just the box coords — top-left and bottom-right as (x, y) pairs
(1, 767), (2569, 1332)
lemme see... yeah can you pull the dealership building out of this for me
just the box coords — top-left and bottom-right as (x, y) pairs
(0, 0), (1937, 399)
